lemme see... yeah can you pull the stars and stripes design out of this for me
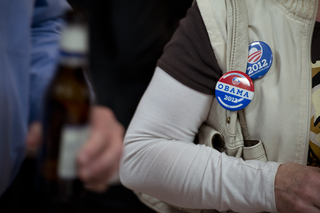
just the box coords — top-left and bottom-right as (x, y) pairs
(248, 47), (262, 63)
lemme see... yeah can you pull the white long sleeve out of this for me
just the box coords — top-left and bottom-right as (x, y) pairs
(120, 67), (280, 213)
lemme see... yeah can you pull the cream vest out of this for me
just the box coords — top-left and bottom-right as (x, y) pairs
(135, 0), (318, 212)
(199, 0), (317, 165)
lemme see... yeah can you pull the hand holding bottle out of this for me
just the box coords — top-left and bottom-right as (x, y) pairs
(77, 106), (124, 192)
(29, 106), (124, 194)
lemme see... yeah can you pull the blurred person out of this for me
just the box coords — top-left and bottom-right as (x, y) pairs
(0, 0), (123, 212)
(0, 0), (70, 198)
(120, 0), (320, 212)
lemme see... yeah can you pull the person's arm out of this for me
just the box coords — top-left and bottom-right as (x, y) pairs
(120, 67), (280, 212)
(29, 0), (71, 122)
(29, 1), (123, 192)
(26, 0), (70, 155)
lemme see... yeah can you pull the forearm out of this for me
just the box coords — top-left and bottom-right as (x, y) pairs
(120, 67), (279, 212)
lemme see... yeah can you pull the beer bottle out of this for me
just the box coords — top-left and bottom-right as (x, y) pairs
(36, 10), (91, 211)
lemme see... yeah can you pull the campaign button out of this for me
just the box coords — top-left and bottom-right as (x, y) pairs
(215, 71), (254, 111)
(246, 41), (273, 80)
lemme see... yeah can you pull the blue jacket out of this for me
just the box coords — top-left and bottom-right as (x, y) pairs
(0, 0), (70, 196)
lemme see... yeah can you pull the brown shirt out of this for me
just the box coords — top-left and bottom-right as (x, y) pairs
(157, 3), (221, 95)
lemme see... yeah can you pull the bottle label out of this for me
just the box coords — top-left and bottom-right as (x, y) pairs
(58, 124), (90, 179)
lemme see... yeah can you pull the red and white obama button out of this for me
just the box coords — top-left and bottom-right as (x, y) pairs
(215, 71), (254, 111)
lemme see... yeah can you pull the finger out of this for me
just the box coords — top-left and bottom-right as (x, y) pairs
(308, 177), (320, 211)
(26, 122), (42, 146)
(77, 130), (106, 166)
(83, 167), (119, 193)
(293, 202), (320, 213)
(81, 155), (120, 193)
(84, 183), (109, 193)
(79, 133), (122, 184)
(77, 107), (123, 165)
(25, 122), (42, 157)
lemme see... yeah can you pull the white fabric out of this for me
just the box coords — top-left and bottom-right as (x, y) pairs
(120, 67), (280, 213)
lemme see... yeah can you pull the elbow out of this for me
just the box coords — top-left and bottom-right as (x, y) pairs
(119, 155), (135, 190)
(119, 126), (160, 193)
(119, 139), (144, 192)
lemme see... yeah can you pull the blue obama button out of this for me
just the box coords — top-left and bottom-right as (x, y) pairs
(246, 41), (273, 80)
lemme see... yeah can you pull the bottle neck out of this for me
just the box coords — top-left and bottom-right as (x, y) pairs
(58, 50), (88, 67)
(58, 22), (88, 68)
